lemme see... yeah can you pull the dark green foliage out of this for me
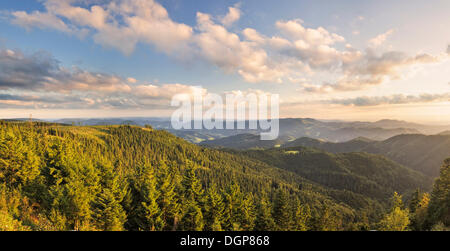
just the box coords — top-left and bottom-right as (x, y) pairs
(204, 185), (224, 231)
(0, 121), (441, 231)
(284, 135), (450, 177)
(272, 189), (292, 230)
(425, 159), (450, 229)
(254, 194), (276, 231)
(242, 147), (431, 201)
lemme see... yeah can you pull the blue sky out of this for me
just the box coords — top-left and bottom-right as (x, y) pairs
(0, 0), (449, 123)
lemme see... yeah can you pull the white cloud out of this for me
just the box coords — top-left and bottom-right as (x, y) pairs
(368, 29), (395, 48)
(326, 93), (450, 106)
(300, 50), (444, 93)
(276, 19), (345, 45)
(127, 77), (137, 84)
(134, 84), (207, 99)
(242, 28), (266, 44)
(0, 48), (211, 109)
(220, 6), (241, 27)
(194, 12), (285, 83)
(12, 0), (193, 55)
(7, 0), (449, 90)
(11, 10), (87, 37)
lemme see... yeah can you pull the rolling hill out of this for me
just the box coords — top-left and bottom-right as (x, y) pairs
(200, 133), (283, 149)
(241, 147), (432, 201)
(0, 121), (434, 231)
(283, 134), (450, 177)
(49, 117), (432, 143)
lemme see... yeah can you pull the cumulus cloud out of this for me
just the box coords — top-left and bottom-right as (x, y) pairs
(300, 50), (444, 93)
(11, 0), (193, 55)
(7, 0), (449, 89)
(126, 77), (137, 84)
(11, 10), (87, 36)
(0, 48), (208, 109)
(0, 49), (131, 93)
(134, 84), (207, 99)
(368, 29), (394, 48)
(276, 19), (345, 45)
(220, 5), (241, 27)
(194, 12), (285, 83)
(242, 28), (266, 44)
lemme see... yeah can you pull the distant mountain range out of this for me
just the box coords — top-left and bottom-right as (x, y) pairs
(19, 117), (450, 176)
(42, 117), (450, 144)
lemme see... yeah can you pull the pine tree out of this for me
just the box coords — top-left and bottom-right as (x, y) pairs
(137, 165), (164, 231)
(92, 162), (128, 231)
(391, 192), (404, 209)
(180, 162), (206, 231)
(425, 159), (450, 229)
(239, 193), (256, 230)
(181, 161), (204, 207)
(204, 185), (224, 231)
(157, 164), (181, 230)
(312, 205), (341, 231)
(409, 189), (421, 214)
(254, 195), (276, 231)
(93, 188), (126, 231)
(410, 192), (430, 231)
(180, 201), (204, 231)
(0, 130), (40, 187)
(45, 140), (100, 230)
(272, 189), (291, 230)
(222, 183), (244, 230)
(378, 192), (410, 231)
(292, 197), (311, 231)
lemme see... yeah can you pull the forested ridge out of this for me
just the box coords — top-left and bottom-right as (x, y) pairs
(0, 121), (448, 231)
(283, 134), (450, 177)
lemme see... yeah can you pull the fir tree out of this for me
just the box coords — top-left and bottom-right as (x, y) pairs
(378, 192), (410, 231)
(292, 197), (311, 231)
(272, 189), (291, 231)
(157, 164), (181, 230)
(180, 201), (204, 231)
(137, 165), (163, 231)
(204, 185), (224, 231)
(93, 188), (126, 231)
(425, 159), (450, 229)
(254, 195), (276, 231)
(181, 161), (204, 207)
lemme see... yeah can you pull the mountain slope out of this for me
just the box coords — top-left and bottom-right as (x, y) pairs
(283, 137), (374, 152)
(200, 133), (283, 149)
(0, 121), (386, 230)
(50, 117), (429, 143)
(241, 147), (432, 201)
(284, 134), (450, 177)
(0, 121), (434, 231)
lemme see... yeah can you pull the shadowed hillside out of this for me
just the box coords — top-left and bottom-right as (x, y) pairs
(283, 134), (450, 177)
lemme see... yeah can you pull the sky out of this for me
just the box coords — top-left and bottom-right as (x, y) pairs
(0, 0), (449, 124)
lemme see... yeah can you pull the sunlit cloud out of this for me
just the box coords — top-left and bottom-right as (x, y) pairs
(7, 0), (447, 93)
(325, 93), (450, 106)
(0, 48), (209, 110)
(368, 29), (395, 48)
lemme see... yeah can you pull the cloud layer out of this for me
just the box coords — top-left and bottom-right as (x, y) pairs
(326, 93), (450, 106)
(0, 48), (206, 109)
(9, 0), (449, 92)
